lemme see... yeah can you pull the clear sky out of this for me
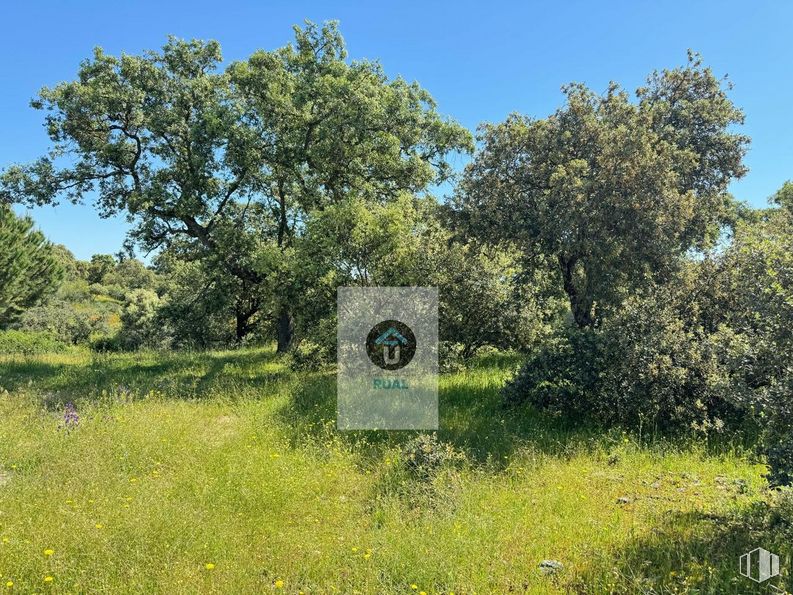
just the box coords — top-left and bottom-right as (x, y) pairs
(2, 0), (792, 260)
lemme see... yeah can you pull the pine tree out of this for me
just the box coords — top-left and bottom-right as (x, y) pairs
(0, 205), (62, 326)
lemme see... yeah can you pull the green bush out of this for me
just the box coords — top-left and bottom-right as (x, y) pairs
(718, 208), (793, 486)
(0, 329), (69, 354)
(504, 269), (749, 436)
(116, 289), (171, 350)
(399, 433), (466, 483)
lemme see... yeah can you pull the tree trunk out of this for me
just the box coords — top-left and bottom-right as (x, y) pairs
(235, 310), (249, 344)
(559, 255), (594, 328)
(276, 308), (294, 353)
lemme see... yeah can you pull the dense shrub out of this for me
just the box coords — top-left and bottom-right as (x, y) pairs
(288, 196), (559, 370)
(716, 208), (793, 485)
(116, 289), (171, 350)
(505, 204), (793, 485)
(504, 266), (750, 435)
(15, 295), (116, 345)
(289, 317), (336, 371)
(0, 329), (69, 354)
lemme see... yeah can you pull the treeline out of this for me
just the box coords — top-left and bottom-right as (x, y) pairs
(0, 23), (790, 484)
(0, 215), (543, 359)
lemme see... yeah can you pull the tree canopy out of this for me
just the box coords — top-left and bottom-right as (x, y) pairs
(0, 206), (62, 326)
(0, 21), (472, 348)
(453, 52), (748, 327)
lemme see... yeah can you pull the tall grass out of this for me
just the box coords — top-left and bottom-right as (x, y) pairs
(0, 347), (786, 593)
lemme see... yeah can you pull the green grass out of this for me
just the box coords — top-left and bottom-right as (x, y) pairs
(0, 347), (788, 593)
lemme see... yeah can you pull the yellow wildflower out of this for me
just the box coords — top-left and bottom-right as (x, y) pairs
(43, 548), (55, 556)
(205, 563), (215, 570)
(44, 577), (53, 583)
(274, 579), (284, 589)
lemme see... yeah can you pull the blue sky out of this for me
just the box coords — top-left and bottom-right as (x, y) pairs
(2, 0), (792, 260)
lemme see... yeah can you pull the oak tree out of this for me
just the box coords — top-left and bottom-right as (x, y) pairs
(454, 52), (747, 327)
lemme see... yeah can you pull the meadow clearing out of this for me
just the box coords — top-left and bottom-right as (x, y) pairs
(0, 346), (786, 594)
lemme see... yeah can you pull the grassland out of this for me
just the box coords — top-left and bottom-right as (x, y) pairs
(0, 347), (788, 593)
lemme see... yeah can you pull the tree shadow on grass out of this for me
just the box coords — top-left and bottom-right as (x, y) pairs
(275, 352), (603, 466)
(570, 501), (792, 594)
(0, 347), (288, 405)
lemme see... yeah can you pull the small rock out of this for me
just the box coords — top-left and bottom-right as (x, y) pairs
(539, 560), (563, 575)
(650, 481), (661, 489)
(616, 496), (633, 504)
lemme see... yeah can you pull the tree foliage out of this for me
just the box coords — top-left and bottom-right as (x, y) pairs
(715, 205), (793, 485)
(0, 205), (62, 326)
(0, 22), (472, 350)
(454, 52), (747, 327)
(289, 195), (552, 366)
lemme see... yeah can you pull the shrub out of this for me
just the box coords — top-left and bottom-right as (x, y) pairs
(289, 317), (336, 371)
(0, 329), (68, 354)
(719, 208), (793, 486)
(399, 433), (466, 482)
(504, 268), (749, 435)
(116, 289), (171, 350)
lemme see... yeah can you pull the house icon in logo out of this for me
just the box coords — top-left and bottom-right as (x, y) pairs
(375, 327), (408, 347)
(375, 327), (409, 365)
(739, 547), (780, 583)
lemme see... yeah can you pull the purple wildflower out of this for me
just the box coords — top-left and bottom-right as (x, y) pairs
(59, 402), (80, 431)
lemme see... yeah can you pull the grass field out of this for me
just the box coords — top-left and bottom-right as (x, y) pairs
(0, 347), (788, 593)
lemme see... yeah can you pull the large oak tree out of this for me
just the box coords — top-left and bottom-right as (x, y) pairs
(0, 21), (472, 349)
(453, 52), (748, 327)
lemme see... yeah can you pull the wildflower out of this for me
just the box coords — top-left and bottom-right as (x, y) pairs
(43, 548), (54, 556)
(274, 579), (284, 588)
(95, 523), (104, 529)
(43, 577), (53, 583)
(205, 563), (215, 570)
(59, 402), (80, 431)
(351, 547), (358, 553)
(420, 592), (427, 595)
(2, 538), (8, 543)
(5, 581), (12, 588)
(363, 552), (371, 560)
(411, 585), (418, 591)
